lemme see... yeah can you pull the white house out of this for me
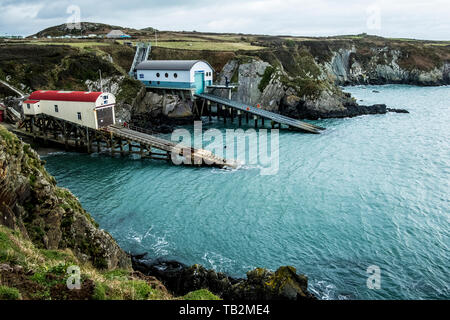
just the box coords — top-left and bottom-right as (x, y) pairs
(135, 60), (214, 94)
(106, 30), (131, 39)
(22, 90), (116, 130)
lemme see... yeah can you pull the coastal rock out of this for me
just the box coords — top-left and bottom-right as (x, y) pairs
(235, 60), (271, 105)
(324, 46), (450, 86)
(215, 54), (405, 121)
(224, 266), (314, 300)
(216, 58), (272, 106)
(280, 95), (392, 119)
(132, 257), (316, 300)
(85, 76), (123, 96)
(130, 89), (193, 130)
(0, 126), (131, 270)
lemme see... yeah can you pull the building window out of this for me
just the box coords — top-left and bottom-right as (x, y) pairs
(165, 73), (169, 78)
(27, 104), (30, 109)
(139, 74), (144, 79)
(77, 112), (82, 120)
(174, 73), (178, 78)
(156, 73), (160, 78)
(54, 105), (58, 112)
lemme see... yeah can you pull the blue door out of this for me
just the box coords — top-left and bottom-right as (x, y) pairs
(194, 72), (205, 94)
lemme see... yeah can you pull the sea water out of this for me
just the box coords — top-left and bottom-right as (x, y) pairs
(43, 85), (449, 299)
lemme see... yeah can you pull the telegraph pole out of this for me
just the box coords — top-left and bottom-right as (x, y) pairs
(99, 69), (103, 92)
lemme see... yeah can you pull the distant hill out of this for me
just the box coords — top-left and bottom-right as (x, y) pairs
(140, 27), (158, 33)
(29, 22), (156, 38)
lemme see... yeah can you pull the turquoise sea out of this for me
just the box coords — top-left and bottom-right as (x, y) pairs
(43, 85), (450, 299)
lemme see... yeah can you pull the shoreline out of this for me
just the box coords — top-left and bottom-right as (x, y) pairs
(131, 254), (317, 300)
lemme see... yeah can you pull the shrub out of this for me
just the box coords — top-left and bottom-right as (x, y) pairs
(258, 66), (275, 92)
(0, 286), (22, 300)
(285, 39), (296, 48)
(92, 283), (107, 300)
(183, 289), (220, 300)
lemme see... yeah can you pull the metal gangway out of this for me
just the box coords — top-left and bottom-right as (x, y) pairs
(129, 42), (151, 78)
(195, 93), (325, 134)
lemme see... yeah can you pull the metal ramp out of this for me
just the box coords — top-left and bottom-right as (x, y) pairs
(129, 42), (151, 78)
(195, 93), (325, 134)
(6, 105), (22, 122)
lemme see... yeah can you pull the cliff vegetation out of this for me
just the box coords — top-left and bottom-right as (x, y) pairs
(0, 125), (219, 300)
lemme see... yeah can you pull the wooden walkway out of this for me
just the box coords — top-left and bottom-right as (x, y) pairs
(107, 125), (237, 169)
(195, 93), (325, 134)
(15, 115), (237, 169)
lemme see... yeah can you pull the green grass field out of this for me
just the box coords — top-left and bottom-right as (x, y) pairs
(22, 41), (110, 48)
(153, 41), (265, 51)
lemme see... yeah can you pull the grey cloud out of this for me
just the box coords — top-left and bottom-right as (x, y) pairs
(0, 0), (448, 40)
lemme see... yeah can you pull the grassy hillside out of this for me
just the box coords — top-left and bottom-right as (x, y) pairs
(0, 125), (219, 300)
(29, 22), (152, 38)
(0, 41), (142, 105)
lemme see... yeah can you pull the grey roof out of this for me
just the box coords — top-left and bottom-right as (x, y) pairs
(135, 60), (214, 71)
(106, 30), (126, 36)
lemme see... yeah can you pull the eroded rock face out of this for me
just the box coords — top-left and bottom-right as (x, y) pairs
(235, 60), (271, 105)
(226, 266), (314, 300)
(129, 90), (194, 132)
(132, 90), (193, 119)
(216, 57), (358, 118)
(0, 126), (131, 270)
(324, 47), (450, 86)
(215, 55), (410, 121)
(216, 58), (277, 107)
(85, 76), (124, 96)
(132, 258), (316, 300)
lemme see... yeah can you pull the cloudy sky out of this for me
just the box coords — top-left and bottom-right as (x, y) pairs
(0, 0), (449, 40)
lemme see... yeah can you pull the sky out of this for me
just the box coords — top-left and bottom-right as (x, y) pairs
(0, 0), (449, 40)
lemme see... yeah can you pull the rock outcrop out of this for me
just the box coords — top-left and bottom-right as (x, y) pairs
(0, 125), (131, 270)
(323, 44), (450, 86)
(129, 89), (194, 132)
(215, 55), (408, 120)
(132, 258), (316, 300)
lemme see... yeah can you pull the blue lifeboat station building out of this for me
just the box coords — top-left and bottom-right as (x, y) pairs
(135, 60), (214, 94)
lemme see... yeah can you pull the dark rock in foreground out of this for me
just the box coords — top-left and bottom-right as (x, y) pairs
(0, 126), (131, 270)
(132, 257), (316, 300)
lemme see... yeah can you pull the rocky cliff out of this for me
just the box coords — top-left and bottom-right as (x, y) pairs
(0, 126), (316, 300)
(205, 36), (447, 119)
(0, 126), (223, 300)
(0, 125), (131, 270)
(0, 125), (173, 300)
(213, 53), (407, 120)
(323, 43), (450, 86)
(133, 258), (316, 300)
(2, 35), (447, 125)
